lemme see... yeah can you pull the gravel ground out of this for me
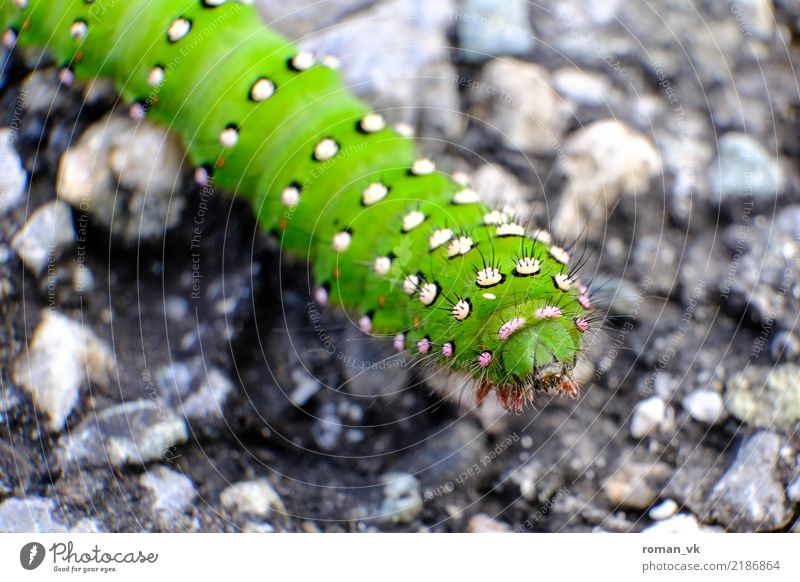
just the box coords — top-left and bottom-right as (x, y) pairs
(1, 0), (799, 533)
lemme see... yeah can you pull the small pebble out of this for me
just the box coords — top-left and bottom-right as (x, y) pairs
(682, 389), (726, 425)
(648, 499), (679, 521)
(380, 472), (422, 524)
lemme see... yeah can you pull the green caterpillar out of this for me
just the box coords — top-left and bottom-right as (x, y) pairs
(2, 0), (593, 411)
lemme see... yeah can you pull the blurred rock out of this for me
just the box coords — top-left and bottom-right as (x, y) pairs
(0, 441), (35, 499)
(139, 465), (198, 531)
(379, 472), (423, 524)
(683, 389), (726, 425)
(708, 132), (785, 205)
(553, 120), (662, 241)
(456, 0), (536, 63)
(0, 497), (68, 533)
(57, 114), (186, 244)
(604, 461), (672, 510)
(725, 364), (800, 432)
(707, 431), (793, 532)
(770, 331), (800, 362)
(552, 68), (611, 108)
(471, 163), (528, 218)
(467, 513), (512, 532)
(729, 0), (775, 40)
(58, 400), (188, 468)
(390, 421), (490, 491)
(630, 396), (667, 439)
(0, 128), (26, 215)
(11, 201), (75, 276)
(154, 358), (235, 433)
(220, 479), (286, 519)
(474, 59), (572, 156)
(722, 205), (800, 327)
(13, 310), (114, 431)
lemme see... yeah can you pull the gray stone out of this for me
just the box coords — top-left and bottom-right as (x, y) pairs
(725, 364), (800, 432)
(0, 128), (27, 215)
(473, 59), (572, 156)
(707, 431), (793, 532)
(282, 0), (463, 143)
(139, 465), (198, 531)
(787, 474), (800, 504)
(0, 497), (69, 533)
(722, 205), (800, 328)
(13, 311), (114, 431)
(379, 472), (423, 524)
(312, 401), (343, 452)
(770, 331), (800, 362)
(57, 114), (186, 244)
(709, 132), (785, 204)
(456, 0), (536, 63)
(58, 400), (188, 468)
(11, 201), (75, 277)
(604, 461), (672, 510)
(220, 479), (286, 519)
(552, 68), (613, 107)
(154, 358), (234, 429)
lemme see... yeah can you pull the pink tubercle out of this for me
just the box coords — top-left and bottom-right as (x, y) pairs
(129, 103), (146, 121)
(535, 306), (562, 319)
(58, 68), (75, 87)
(314, 287), (329, 307)
(478, 351), (492, 368)
(417, 338), (431, 354)
(442, 342), (454, 358)
(578, 294), (591, 309)
(498, 317), (526, 340)
(575, 318), (590, 333)
(393, 333), (405, 352)
(358, 316), (372, 334)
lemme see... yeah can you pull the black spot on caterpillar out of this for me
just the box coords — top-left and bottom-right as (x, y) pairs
(2, 0), (593, 412)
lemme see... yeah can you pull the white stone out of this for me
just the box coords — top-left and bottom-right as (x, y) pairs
(648, 499), (679, 521)
(380, 472), (422, 524)
(11, 201), (75, 276)
(0, 128), (27, 215)
(683, 389), (726, 425)
(220, 479), (286, 518)
(13, 311), (114, 431)
(139, 465), (197, 530)
(630, 396), (666, 439)
(643, 513), (700, 533)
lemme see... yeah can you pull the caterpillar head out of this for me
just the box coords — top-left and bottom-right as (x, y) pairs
(387, 204), (594, 413)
